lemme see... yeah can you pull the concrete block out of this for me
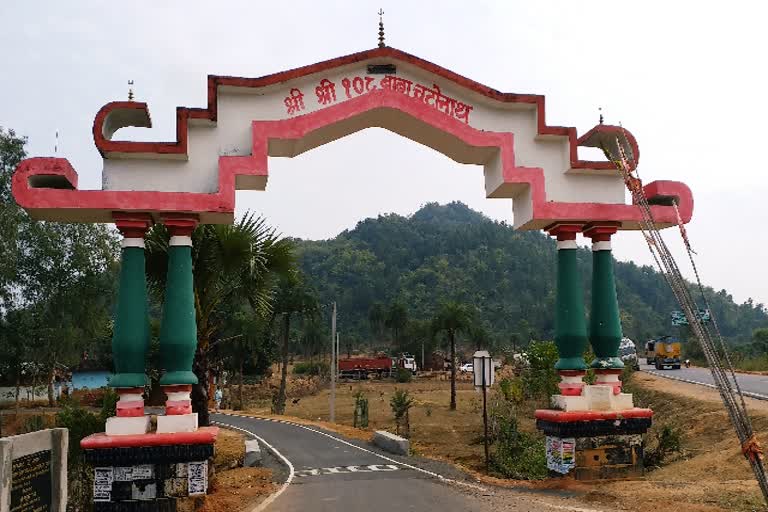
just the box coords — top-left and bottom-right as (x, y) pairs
(156, 413), (198, 433)
(583, 385), (612, 411)
(612, 393), (635, 410)
(551, 394), (589, 411)
(372, 431), (409, 456)
(106, 416), (151, 436)
(244, 439), (262, 467)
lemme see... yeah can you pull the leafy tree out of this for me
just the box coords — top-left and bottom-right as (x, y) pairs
(431, 301), (474, 410)
(368, 302), (386, 343)
(752, 328), (768, 355)
(145, 213), (294, 425)
(0, 127), (27, 308)
(0, 128), (118, 406)
(385, 301), (408, 347)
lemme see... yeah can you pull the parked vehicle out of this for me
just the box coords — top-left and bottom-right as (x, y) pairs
(397, 353), (418, 375)
(459, 363), (473, 373)
(338, 357), (394, 379)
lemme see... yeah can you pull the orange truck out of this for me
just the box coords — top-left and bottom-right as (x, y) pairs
(644, 336), (682, 370)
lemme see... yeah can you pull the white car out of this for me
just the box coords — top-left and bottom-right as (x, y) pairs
(459, 363), (473, 373)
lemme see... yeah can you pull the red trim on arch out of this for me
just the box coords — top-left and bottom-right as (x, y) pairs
(90, 46), (637, 172)
(14, 87), (693, 228)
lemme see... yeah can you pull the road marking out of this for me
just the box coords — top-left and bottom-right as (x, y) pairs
(294, 464), (400, 477)
(210, 421), (294, 512)
(215, 414), (612, 512)
(215, 413), (488, 492)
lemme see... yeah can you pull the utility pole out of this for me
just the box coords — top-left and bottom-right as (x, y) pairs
(422, 340), (425, 372)
(336, 332), (340, 377)
(330, 301), (337, 423)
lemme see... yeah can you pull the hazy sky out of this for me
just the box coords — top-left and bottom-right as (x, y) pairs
(1, 1), (766, 305)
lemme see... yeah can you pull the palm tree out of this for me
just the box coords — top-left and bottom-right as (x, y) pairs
(145, 213), (294, 425)
(431, 302), (474, 411)
(271, 270), (317, 415)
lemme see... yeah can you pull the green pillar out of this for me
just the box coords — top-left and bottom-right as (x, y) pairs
(551, 226), (588, 371)
(587, 227), (624, 369)
(159, 224), (199, 385)
(110, 223), (150, 389)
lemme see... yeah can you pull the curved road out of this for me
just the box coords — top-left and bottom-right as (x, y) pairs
(640, 364), (768, 400)
(211, 413), (604, 512)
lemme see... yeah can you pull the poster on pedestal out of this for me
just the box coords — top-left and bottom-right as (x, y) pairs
(546, 436), (576, 474)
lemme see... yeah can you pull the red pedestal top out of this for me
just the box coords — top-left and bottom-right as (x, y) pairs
(535, 408), (653, 423)
(80, 426), (219, 449)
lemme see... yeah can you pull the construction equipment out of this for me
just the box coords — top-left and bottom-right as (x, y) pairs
(604, 135), (768, 504)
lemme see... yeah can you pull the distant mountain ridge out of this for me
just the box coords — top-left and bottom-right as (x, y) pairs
(295, 202), (767, 349)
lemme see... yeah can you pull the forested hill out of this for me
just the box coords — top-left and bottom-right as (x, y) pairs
(295, 202), (767, 350)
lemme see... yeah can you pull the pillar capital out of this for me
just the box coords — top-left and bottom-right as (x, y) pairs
(583, 222), (622, 242)
(545, 222), (584, 241)
(160, 214), (199, 237)
(112, 212), (153, 239)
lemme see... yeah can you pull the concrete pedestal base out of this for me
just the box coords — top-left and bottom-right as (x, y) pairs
(80, 427), (218, 510)
(535, 408), (652, 480)
(106, 416), (151, 436)
(157, 413), (198, 434)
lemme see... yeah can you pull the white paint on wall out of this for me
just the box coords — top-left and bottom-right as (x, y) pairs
(101, 58), (625, 228)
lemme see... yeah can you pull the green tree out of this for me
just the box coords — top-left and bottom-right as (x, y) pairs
(752, 328), (768, 355)
(0, 127), (27, 308)
(368, 302), (387, 342)
(385, 301), (408, 348)
(146, 213), (294, 425)
(0, 128), (118, 406)
(431, 301), (474, 410)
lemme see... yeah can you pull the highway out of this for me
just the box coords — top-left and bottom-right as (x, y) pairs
(640, 364), (768, 400)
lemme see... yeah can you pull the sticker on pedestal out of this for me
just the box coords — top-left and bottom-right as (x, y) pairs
(546, 436), (576, 474)
(188, 461), (208, 495)
(93, 467), (114, 502)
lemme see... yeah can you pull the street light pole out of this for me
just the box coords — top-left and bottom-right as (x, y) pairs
(330, 301), (337, 423)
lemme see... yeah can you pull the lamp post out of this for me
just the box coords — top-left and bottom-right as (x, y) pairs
(473, 350), (494, 471)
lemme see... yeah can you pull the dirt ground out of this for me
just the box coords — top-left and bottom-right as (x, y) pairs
(239, 369), (768, 512)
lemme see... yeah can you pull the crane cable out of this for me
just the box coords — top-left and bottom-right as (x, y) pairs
(603, 136), (768, 504)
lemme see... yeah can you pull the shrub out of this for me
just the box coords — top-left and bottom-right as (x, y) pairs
(521, 341), (559, 401)
(56, 400), (106, 511)
(395, 367), (412, 383)
(390, 389), (413, 438)
(498, 378), (524, 405)
(644, 424), (682, 469)
(353, 391), (369, 428)
(293, 361), (329, 376)
(490, 413), (547, 479)
(22, 415), (46, 433)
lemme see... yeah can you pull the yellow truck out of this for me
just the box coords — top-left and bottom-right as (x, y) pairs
(644, 336), (682, 370)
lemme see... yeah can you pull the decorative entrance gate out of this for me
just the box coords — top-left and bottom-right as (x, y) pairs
(13, 43), (693, 497)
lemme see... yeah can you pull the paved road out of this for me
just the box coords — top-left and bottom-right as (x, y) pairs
(211, 413), (601, 512)
(212, 413), (490, 511)
(640, 364), (768, 399)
